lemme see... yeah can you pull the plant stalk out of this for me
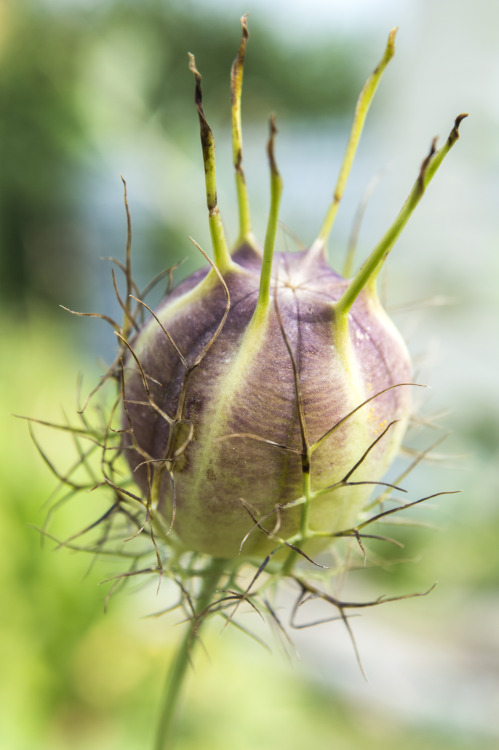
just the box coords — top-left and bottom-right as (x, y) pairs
(316, 28), (396, 249)
(154, 558), (226, 750)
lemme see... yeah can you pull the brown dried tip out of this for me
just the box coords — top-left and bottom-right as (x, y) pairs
(448, 112), (469, 145)
(231, 13), (250, 105)
(418, 136), (438, 186)
(418, 112), (468, 187)
(266, 114), (279, 176)
(188, 53), (204, 114)
(188, 52), (218, 213)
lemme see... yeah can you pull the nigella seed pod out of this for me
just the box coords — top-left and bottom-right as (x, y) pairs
(122, 20), (466, 561)
(125, 243), (411, 559)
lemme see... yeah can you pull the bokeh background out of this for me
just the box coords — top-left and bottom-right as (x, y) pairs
(2, 0), (498, 748)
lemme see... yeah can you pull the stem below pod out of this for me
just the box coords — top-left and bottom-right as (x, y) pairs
(154, 558), (226, 750)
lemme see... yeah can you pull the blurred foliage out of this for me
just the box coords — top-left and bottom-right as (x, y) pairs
(0, 0), (360, 313)
(2, 1), (498, 749)
(2, 293), (494, 748)
(3, 314), (498, 750)
(3, 315), (498, 749)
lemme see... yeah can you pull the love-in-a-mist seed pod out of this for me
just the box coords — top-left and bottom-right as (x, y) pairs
(122, 19), (465, 562)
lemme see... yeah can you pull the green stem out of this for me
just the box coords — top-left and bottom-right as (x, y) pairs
(231, 14), (253, 245)
(254, 116), (283, 319)
(154, 558), (226, 750)
(316, 28), (396, 250)
(335, 113), (467, 320)
(189, 54), (233, 274)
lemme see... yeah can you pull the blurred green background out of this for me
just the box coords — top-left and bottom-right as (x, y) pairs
(2, 0), (498, 748)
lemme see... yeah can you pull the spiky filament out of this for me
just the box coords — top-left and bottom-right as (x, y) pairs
(120, 176), (134, 340)
(335, 113), (468, 323)
(231, 14), (253, 247)
(254, 116), (283, 319)
(188, 53), (234, 274)
(314, 28), (397, 253)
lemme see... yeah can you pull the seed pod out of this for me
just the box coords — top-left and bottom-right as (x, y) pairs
(122, 20), (466, 560)
(124, 242), (412, 559)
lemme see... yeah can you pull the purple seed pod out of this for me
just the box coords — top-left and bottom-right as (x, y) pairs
(120, 19), (466, 561)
